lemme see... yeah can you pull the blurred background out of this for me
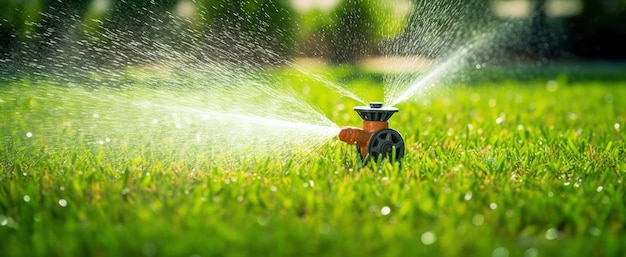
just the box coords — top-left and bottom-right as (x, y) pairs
(1, 0), (625, 70)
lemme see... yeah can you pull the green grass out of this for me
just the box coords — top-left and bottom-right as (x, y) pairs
(1, 64), (626, 257)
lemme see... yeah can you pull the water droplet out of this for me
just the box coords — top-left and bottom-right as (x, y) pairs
(421, 231), (436, 245)
(26, 132), (32, 138)
(58, 199), (68, 207)
(381, 206), (391, 216)
(545, 228), (558, 240)
(23, 195), (31, 202)
(464, 191), (473, 201)
(489, 202), (497, 210)
(0, 216), (17, 229)
(492, 247), (509, 257)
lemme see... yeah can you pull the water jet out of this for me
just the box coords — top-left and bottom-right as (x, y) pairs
(338, 102), (405, 162)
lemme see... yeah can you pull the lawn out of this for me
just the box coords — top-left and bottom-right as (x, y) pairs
(1, 63), (625, 257)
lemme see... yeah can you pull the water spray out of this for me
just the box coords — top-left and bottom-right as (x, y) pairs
(338, 102), (405, 162)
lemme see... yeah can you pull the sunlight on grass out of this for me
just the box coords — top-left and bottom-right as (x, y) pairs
(1, 65), (625, 257)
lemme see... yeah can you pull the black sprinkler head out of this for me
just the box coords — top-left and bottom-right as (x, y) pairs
(353, 102), (398, 122)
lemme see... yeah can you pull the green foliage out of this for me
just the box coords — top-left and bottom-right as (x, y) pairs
(326, 0), (377, 63)
(194, 0), (297, 58)
(0, 0), (44, 44)
(1, 0), (626, 62)
(294, 0), (411, 61)
(1, 64), (626, 256)
(397, 0), (496, 57)
(565, 0), (626, 58)
(322, 0), (411, 62)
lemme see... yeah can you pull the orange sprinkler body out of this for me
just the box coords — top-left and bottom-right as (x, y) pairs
(338, 121), (388, 157)
(338, 103), (405, 162)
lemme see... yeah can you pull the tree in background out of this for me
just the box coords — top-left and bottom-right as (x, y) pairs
(566, 0), (626, 59)
(194, 0), (297, 65)
(393, 0), (494, 58)
(0, 0), (45, 56)
(326, 0), (376, 63)
(2, 0), (626, 66)
(293, 0), (409, 63)
(512, 0), (571, 60)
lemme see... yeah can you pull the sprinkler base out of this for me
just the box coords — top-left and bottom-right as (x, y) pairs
(337, 102), (405, 163)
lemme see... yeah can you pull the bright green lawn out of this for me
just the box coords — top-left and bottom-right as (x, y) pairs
(1, 64), (625, 257)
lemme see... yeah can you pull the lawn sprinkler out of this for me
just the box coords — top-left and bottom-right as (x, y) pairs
(338, 102), (405, 162)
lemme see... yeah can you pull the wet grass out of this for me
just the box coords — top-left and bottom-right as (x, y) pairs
(1, 64), (626, 257)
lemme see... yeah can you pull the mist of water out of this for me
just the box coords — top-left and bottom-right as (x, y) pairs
(5, 81), (339, 163)
(286, 61), (367, 104)
(386, 49), (464, 106)
(1, 7), (347, 161)
(385, 26), (513, 106)
(380, 1), (532, 106)
(2, 1), (536, 162)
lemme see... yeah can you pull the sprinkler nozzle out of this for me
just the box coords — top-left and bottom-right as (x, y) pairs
(338, 126), (373, 157)
(338, 102), (405, 162)
(369, 102), (384, 108)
